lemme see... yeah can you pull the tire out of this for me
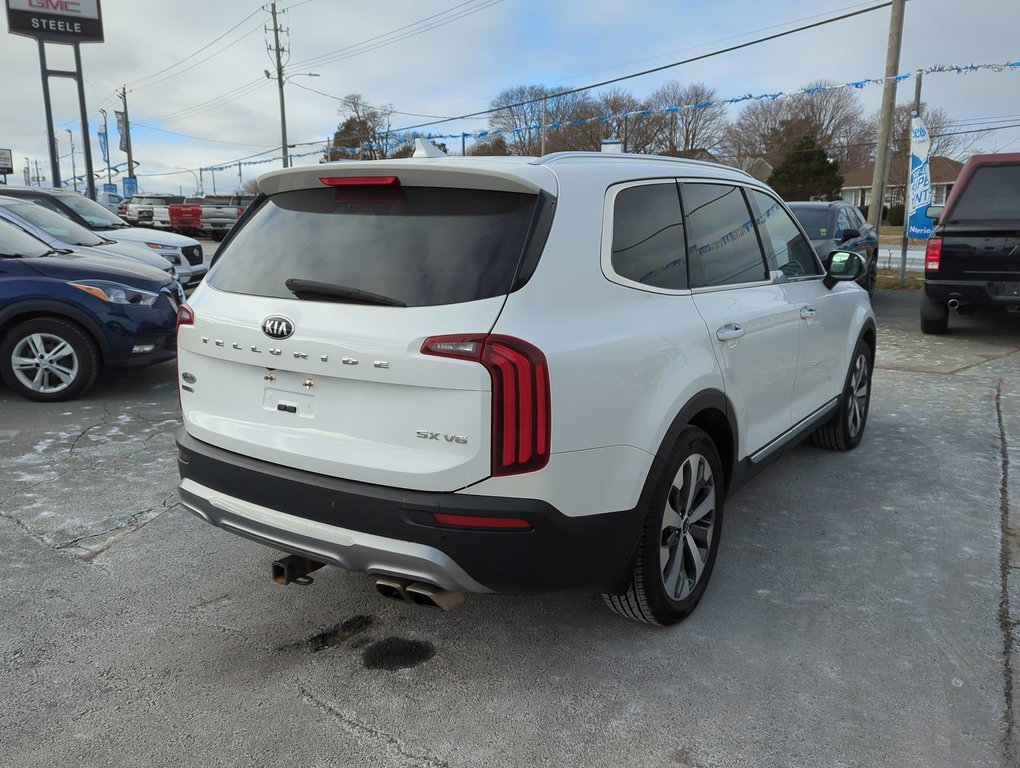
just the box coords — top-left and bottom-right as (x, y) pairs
(603, 427), (724, 625)
(920, 294), (949, 334)
(811, 340), (872, 451)
(0, 317), (99, 402)
(866, 253), (878, 297)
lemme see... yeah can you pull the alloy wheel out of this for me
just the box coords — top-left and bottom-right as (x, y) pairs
(10, 332), (80, 395)
(847, 353), (869, 438)
(659, 453), (717, 601)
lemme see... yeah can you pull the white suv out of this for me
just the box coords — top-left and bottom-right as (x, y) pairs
(174, 150), (876, 625)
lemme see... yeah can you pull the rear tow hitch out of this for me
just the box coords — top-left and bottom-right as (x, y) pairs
(272, 554), (325, 586)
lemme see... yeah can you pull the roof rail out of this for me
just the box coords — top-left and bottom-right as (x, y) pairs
(535, 151), (753, 178)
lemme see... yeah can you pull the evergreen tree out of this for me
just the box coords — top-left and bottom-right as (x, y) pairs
(767, 135), (844, 200)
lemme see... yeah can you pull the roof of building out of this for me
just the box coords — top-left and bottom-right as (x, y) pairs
(842, 155), (964, 189)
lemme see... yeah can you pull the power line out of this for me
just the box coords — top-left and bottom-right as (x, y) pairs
(288, 81), (455, 120)
(132, 124), (277, 148)
(132, 0), (499, 128)
(125, 6), (265, 89)
(391, 1), (894, 133)
(290, 0), (500, 70)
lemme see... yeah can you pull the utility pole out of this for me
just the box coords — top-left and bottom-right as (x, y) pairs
(540, 97), (547, 155)
(237, 161), (242, 192)
(199, 168), (204, 196)
(118, 87), (135, 182)
(269, 1), (289, 168)
(866, 0), (906, 232)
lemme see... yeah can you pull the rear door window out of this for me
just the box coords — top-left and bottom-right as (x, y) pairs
(609, 181), (687, 290)
(682, 183), (768, 288)
(208, 186), (541, 307)
(949, 164), (1020, 221)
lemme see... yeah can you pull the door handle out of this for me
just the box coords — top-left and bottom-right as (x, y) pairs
(716, 323), (745, 342)
(799, 306), (817, 320)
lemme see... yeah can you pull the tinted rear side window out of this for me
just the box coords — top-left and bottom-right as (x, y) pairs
(208, 187), (539, 307)
(950, 165), (1020, 221)
(611, 182), (687, 290)
(683, 183), (767, 288)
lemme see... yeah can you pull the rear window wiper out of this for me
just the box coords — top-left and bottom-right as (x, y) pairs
(284, 278), (406, 307)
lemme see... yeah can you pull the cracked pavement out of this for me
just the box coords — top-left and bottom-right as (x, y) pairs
(0, 289), (1018, 768)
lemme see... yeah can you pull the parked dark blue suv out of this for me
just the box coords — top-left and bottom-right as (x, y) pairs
(0, 218), (180, 401)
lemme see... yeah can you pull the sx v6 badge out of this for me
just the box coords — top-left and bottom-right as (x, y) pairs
(417, 430), (468, 444)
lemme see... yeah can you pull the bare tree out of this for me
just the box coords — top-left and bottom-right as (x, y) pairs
(323, 94), (406, 161)
(719, 83), (871, 171)
(881, 102), (969, 161)
(646, 81), (728, 156)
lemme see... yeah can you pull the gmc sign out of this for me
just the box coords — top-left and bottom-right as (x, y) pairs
(5, 0), (103, 44)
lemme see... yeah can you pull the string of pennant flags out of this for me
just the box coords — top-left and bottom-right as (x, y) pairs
(194, 60), (1020, 174)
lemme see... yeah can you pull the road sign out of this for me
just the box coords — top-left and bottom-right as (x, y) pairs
(5, 0), (104, 44)
(103, 182), (117, 194)
(0, 148), (12, 175)
(122, 176), (137, 197)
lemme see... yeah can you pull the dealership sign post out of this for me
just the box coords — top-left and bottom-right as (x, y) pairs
(5, 0), (103, 199)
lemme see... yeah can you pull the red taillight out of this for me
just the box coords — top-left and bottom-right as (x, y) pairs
(925, 238), (942, 272)
(319, 175), (400, 187)
(177, 303), (194, 330)
(422, 334), (551, 476)
(432, 513), (532, 530)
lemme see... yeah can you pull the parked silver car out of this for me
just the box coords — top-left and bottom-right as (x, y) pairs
(0, 197), (180, 287)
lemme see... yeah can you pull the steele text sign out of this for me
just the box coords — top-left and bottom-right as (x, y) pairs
(6, 0), (104, 44)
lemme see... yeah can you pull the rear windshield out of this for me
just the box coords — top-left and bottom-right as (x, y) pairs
(207, 186), (540, 307)
(788, 207), (833, 240)
(949, 164), (1020, 221)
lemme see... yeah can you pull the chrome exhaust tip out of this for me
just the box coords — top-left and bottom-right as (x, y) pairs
(405, 582), (465, 612)
(948, 299), (960, 309)
(374, 577), (465, 611)
(375, 577), (412, 603)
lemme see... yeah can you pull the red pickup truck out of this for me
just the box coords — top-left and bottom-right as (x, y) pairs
(169, 195), (254, 240)
(168, 197), (204, 237)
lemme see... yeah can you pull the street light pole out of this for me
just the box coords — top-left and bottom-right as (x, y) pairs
(65, 129), (77, 192)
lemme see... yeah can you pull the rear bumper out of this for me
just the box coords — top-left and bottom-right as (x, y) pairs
(174, 429), (643, 594)
(925, 279), (1020, 308)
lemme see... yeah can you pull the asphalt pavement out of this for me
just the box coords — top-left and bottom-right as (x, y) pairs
(1, 286), (1018, 768)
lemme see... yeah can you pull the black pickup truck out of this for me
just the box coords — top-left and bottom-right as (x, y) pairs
(922, 152), (1020, 334)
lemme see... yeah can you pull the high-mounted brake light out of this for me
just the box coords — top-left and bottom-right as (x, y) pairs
(319, 176), (400, 187)
(422, 334), (550, 476)
(177, 303), (195, 330)
(925, 238), (942, 272)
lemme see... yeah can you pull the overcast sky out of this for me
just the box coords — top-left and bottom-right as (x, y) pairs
(2, 0), (1018, 194)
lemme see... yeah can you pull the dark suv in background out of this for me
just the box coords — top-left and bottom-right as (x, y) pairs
(922, 152), (1020, 333)
(788, 201), (878, 296)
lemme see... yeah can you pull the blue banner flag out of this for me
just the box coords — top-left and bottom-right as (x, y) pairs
(97, 124), (109, 164)
(907, 115), (934, 240)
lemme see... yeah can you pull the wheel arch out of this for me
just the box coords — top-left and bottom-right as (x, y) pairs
(651, 389), (738, 500)
(0, 300), (110, 364)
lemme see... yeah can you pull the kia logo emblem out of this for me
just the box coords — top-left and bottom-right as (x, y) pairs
(262, 316), (294, 340)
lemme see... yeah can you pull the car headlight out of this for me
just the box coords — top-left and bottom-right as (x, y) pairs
(69, 280), (160, 306)
(145, 242), (175, 253)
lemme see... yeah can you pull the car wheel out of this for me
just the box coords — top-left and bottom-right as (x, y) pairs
(603, 427), (724, 625)
(811, 340), (872, 452)
(920, 294), (949, 334)
(866, 253), (878, 297)
(0, 318), (99, 402)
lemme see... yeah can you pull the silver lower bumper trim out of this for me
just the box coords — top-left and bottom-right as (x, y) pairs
(178, 478), (491, 593)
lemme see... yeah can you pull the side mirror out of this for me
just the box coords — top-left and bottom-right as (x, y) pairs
(925, 205), (944, 221)
(823, 250), (865, 290)
(839, 227), (861, 243)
